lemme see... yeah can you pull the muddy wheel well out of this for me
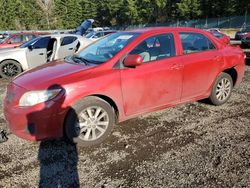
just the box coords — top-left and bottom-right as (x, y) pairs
(91, 94), (119, 123)
(223, 67), (238, 86)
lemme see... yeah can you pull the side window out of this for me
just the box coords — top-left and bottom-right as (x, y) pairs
(180, 32), (216, 54)
(10, 35), (22, 43)
(23, 34), (36, 42)
(130, 33), (176, 63)
(61, 36), (77, 46)
(33, 37), (50, 49)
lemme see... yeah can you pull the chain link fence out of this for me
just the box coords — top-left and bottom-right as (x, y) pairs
(113, 15), (250, 30)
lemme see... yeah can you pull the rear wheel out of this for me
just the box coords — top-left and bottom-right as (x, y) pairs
(64, 96), (115, 147)
(0, 60), (22, 79)
(209, 72), (233, 105)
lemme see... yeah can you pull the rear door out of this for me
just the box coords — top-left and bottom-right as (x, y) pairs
(120, 33), (183, 116)
(56, 36), (78, 59)
(26, 37), (50, 69)
(179, 32), (222, 101)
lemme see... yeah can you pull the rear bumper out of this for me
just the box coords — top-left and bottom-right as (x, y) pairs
(234, 61), (246, 87)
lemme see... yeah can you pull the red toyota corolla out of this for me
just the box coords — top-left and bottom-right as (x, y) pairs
(3, 27), (245, 146)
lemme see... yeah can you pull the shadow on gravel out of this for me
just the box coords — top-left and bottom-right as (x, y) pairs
(38, 140), (79, 188)
(25, 84), (80, 187)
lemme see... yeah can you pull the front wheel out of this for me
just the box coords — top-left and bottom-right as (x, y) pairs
(0, 60), (22, 79)
(64, 97), (115, 147)
(209, 72), (233, 105)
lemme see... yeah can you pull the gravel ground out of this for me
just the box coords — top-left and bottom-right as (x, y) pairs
(0, 61), (249, 188)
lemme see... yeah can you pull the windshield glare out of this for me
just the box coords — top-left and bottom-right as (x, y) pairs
(77, 32), (139, 64)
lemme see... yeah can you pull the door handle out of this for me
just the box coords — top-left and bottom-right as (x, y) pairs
(68, 48), (73, 50)
(39, 53), (44, 55)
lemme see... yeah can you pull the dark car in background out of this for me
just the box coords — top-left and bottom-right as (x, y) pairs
(235, 26), (250, 40)
(0, 32), (48, 49)
(241, 33), (250, 48)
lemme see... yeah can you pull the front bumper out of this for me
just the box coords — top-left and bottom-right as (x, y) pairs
(3, 83), (67, 141)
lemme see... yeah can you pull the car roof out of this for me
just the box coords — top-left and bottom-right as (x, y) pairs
(125, 27), (206, 34)
(40, 33), (82, 38)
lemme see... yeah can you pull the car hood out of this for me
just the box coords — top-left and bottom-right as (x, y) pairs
(0, 47), (23, 54)
(13, 59), (94, 90)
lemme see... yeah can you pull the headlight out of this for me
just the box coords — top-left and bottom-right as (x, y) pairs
(19, 89), (62, 107)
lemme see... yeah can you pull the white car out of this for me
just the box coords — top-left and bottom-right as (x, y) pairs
(0, 34), (92, 78)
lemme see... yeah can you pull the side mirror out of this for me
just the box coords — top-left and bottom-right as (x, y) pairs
(28, 45), (33, 51)
(7, 41), (11, 44)
(123, 54), (142, 67)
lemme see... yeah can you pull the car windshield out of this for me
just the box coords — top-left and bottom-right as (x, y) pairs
(19, 37), (41, 48)
(76, 32), (139, 64)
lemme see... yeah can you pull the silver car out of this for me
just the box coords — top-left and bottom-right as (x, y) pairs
(0, 34), (92, 78)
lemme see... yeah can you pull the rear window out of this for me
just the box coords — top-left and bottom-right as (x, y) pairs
(61, 36), (77, 46)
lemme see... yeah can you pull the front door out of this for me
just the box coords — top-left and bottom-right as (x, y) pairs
(120, 33), (183, 116)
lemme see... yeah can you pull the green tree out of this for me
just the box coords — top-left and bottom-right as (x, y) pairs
(177, 0), (202, 20)
(117, 0), (140, 25)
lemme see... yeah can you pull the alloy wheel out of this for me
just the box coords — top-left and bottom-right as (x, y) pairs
(75, 106), (109, 141)
(2, 62), (20, 77)
(215, 78), (231, 101)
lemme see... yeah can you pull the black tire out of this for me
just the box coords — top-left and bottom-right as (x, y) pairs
(0, 60), (22, 79)
(209, 72), (233, 106)
(64, 96), (115, 147)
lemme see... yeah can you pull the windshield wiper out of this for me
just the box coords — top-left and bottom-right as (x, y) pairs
(72, 56), (90, 65)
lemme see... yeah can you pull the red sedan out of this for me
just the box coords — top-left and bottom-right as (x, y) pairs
(3, 27), (245, 146)
(0, 32), (47, 49)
